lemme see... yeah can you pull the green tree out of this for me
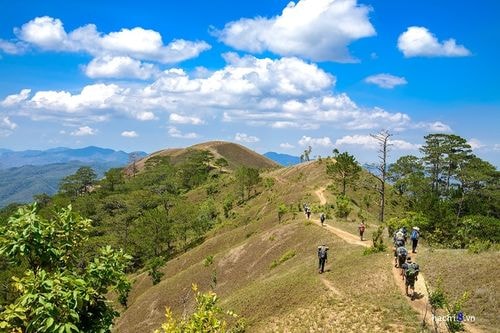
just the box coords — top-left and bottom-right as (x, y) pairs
(0, 205), (131, 332)
(59, 166), (97, 197)
(102, 168), (124, 192)
(326, 151), (361, 196)
(235, 167), (261, 201)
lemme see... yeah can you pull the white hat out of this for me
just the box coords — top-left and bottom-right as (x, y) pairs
(413, 226), (420, 231)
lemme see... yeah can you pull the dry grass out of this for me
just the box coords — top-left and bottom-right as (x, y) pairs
(418, 247), (500, 333)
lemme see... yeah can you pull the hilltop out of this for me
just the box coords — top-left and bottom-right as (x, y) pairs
(128, 141), (278, 173)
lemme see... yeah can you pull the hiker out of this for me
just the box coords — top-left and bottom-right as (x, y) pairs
(358, 221), (366, 241)
(393, 229), (405, 247)
(305, 206), (311, 219)
(410, 227), (420, 253)
(400, 226), (408, 242)
(402, 256), (419, 297)
(317, 244), (329, 274)
(320, 212), (326, 226)
(393, 239), (404, 264)
(395, 245), (408, 272)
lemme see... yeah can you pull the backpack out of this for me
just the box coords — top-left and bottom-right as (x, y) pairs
(318, 246), (328, 259)
(405, 263), (418, 280)
(320, 213), (325, 221)
(411, 230), (419, 240)
(395, 231), (404, 241)
(397, 247), (408, 257)
(359, 224), (365, 232)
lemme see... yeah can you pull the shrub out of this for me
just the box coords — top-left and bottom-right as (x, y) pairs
(270, 250), (296, 269)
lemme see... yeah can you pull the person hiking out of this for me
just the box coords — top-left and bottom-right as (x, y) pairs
(393, 229), (405, 247)
(358, 221), (366, 241)
(395, 245), (408, 272)
(400, 226), (408, 242)
(393, 238), (404, 263)
(410, 227), (420, 253)
(317, 244), (329, 274)
(320, 212), (326, 226)
(305, 206), (311, 219)
(402, 256), (419, 298)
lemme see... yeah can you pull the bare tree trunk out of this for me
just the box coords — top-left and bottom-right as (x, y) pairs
(370, 130), (392, 223)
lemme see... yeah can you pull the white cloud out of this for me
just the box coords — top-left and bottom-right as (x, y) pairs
(1, 89), (31, 107)
(0, 39), (28, 54)
(280, 142), (295, 149)
(84, 56), (159, 80)
(168, 126), (198, 139)
(415, 121), (452, 133)
(10, 16), (211, 64)
(0, 54), (438, 133)
(216, 0), (375, 62)
(467, 138), (484, 150)
(335, 134), (420, 150)
(121, 130), (138, 138)
(298, 135), (333, 147)
(364, 73), (407, 89)
(494, 144), (500, 151)
(235, 132), (259, 143)
(1, 116), (17, 130)
(169, 113), (204, 125)
(71, 126), (96, 136)
(398, 26), (471, 58)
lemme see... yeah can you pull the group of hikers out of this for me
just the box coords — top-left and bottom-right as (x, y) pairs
(393, 226), (421, 297)
(312, 205), (423, 298)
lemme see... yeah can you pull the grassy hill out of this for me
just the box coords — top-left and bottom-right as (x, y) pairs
(113, 159), (498, 332)
(128, 141), (278, 174)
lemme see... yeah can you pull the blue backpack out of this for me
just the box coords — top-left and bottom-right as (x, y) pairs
(411, 230), (419, 240)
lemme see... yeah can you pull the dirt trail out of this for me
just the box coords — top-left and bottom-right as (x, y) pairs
(312, 187), (482, 333)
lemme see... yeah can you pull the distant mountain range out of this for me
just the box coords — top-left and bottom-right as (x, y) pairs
(0, 147), (147, 207)
(264, 152), (301, 166)
(0, 146), (146, 169)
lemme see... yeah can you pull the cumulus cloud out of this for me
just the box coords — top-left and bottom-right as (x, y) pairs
(1, 89), (31, 107)
(280, 142), (295, 149)
(168, 126), (198, 139)
(298, 135), (333, 147)
(71, 126), (96, 136)
(1, 116), (17, 130)
(0, 54), (438, 133)
(398, 26), (471, 57)
(414, 121), (452, 133)
(235, 132), (259, 143)
(467, 138), (484, 150)
(121, 130), (138, 138)
(364, 73), (407, 89)
(9, 16), (211, 64)
(335, 134), (420, 150)
(84, 56), (159, 79)
(169, 113), (204, 125)
(216, 0), (375, 62)
(0, 39), (28, 54)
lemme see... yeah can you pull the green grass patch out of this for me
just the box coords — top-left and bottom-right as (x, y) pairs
(270, 250), (296, 269)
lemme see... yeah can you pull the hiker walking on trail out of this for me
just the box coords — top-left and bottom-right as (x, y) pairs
(320, 212), (326, 226)
(358, 221), (366, 241)
(305, 206), (311, 219)
(395, 245), (408, 272)
(393, 229), (405, 247)
(410, 227), (420, 253)
(402, 256), (419, 298)
(317, 244), (329, 274)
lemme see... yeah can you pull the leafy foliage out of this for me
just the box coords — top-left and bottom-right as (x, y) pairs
(155, 285), (245, 333)
(0, 205), (131, 332)
(326, 151), (361, 196)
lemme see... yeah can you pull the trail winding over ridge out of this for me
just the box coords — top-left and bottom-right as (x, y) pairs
(312, 187), (481, 333)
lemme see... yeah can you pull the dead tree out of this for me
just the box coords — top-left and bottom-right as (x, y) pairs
(369, 130), (393, 223)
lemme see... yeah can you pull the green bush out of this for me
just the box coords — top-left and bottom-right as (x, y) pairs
(335, 195), (351, 219)
(270, 250), (296, 269)
(155, 284), (245, 333)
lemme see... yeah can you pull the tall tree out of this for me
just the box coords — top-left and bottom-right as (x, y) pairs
(369, 130), (392, 223)
(326, 151), (361, 196)
(59, 166), (97, 197)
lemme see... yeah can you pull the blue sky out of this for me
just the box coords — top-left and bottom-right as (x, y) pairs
(1, 0), (499, 166)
